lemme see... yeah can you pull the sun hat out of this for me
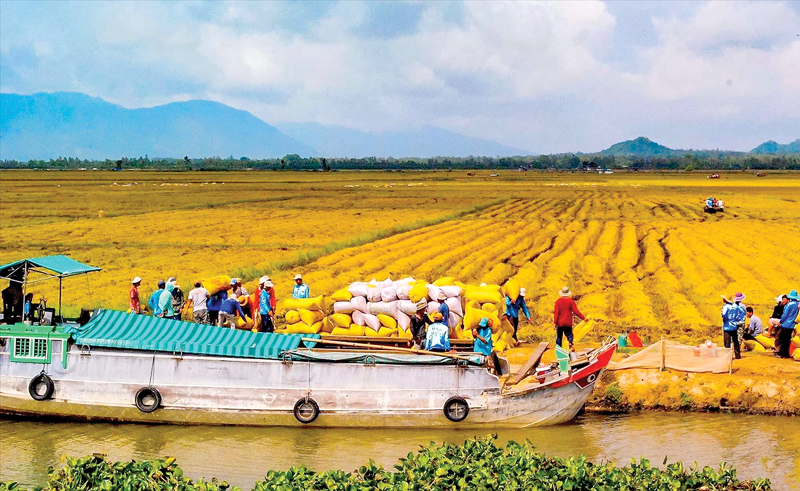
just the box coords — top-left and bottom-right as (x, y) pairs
(478, 317), (489, 328)
(238, 295), (248, 306)
(230, 278), (238, 285)
(294, 274), (303, 280)
(132, 277), (141, 284)
(259, 276), (268, 285)
(559, 286), (571, 297)
(437, 291), (447, 301)
(415, 299), (427, 311)
(167, 277), (176, 284)
(430, 311), (443, 322)
(520, 288), (527, 297)
(733, 292), (746, 302)
(788, 290), (799, 301)
(265, 280), (274, 287)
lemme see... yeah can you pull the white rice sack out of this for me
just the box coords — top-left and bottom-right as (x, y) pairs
(396, 284), (411, 300)
(397, 299), (418, 316)
(426, 284), (442, 301)
(397, 277), (416, 286)
(426, 301), (441, 315)
(366, 286), (383, 303)
(352, 310), (367, 326)
(334, 301), (356, 314)
(448, 312), (463, 330)
(445, 297), (464, 317)
(364, 313), (381, 331)
(367, 301), (398, 318)
(351, 296), (368, 313)
(379, 278), (393, 288)
(397, 311), (411, 331)
(439, 285), (463, 298)
(348, 283), (368, 298)
(381, 287), (398, 303)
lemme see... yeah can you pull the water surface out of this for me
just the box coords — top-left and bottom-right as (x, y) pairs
(1, 412), (797, 489)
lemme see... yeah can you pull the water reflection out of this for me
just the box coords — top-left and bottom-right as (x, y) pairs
(1, 413), (797, 490)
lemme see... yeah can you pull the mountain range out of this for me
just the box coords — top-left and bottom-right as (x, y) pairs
(599, 136), (800, 156)
(0, 92), (529, 160)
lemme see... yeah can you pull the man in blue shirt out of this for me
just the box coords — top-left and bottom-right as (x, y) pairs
(207, 288), (228, 326)
(218, 296), (247, 328)
(259, 279), (275, 333)
(148, 280), (165, 316)
(472, 317), (493, 356)
(721, 292), (746, 359)
(776, 290), (799, 358)
(504, 287), (531, 345)
(436, 292), (450, 325)
(424, 312), (450, 352)
(292, 274), (310, 299)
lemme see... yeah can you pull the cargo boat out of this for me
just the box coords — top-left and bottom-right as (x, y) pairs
(0, 310), (615, 427)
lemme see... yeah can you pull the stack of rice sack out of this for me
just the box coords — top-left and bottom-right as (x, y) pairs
(461, 281), (516, 352)
(424, 277), (466, 338)
(281, 296), (327, 334)
(329, 277), (465, 339)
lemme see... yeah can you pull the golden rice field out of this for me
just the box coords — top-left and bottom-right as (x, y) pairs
(2, 170), (799, 344)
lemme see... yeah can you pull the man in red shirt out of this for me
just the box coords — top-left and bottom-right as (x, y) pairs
(554, 286), (586, 351)
(129, 277), (142, 314)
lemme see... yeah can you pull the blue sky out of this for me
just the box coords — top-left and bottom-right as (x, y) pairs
(1, 1), (798, 153)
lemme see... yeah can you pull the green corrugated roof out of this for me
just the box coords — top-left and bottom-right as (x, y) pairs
(65, 309), (317, 360)
(0, 255), (101, 278)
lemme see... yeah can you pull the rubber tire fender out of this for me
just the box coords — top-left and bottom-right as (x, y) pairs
(293, 397), (320, 424)
(29, 373), (55, 401)
(135, 387), (162, 413)
(443, 396), (469, 422)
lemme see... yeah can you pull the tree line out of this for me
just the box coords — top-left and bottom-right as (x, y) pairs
(1, 152), (798, 171)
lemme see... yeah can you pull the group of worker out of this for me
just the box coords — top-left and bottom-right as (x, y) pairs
(721, 290), (799, 359)
(128, 274), (312, 333)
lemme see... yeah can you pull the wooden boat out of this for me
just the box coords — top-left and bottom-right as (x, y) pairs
(0, 309), (616, 427)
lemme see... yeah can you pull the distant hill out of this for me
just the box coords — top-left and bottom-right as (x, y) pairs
(0, 92), (316, 160)
(274, 122), (531, 158)
(600, 137), (675, 156)
(751, 139), (800, 154)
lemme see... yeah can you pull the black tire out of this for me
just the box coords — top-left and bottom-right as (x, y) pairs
(29, 373), (54, 401)
(293, 397), (320, 424)
(443, 396), (469, 422)
(135, 387), (162, 413)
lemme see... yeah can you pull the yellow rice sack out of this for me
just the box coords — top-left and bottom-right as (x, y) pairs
(408, 282), (429, 303)
(330, 313), (352, 328)
(331, 289), (352, 302)
(465, 289), (503, 305)
(503, 279), (520, 303)
(494, 339), (507, 353)
(482, 303), (497, 313)
(561, 319), (595, 349)
(203, 275), (231, 296)
(285, 310), (301, 324)
(283, 296), (324, 311)
(755, 335), (775, 349)
(743, 340), (766, 352)
(233, 315), (253, 330)
(330, 327), (352, 336)
(285, 321), (323, 334)
(794, 349), (800, 361)
(377, 314), (397, 329)
(396, 328), (412, 339)
(349, 324), (365, 336)
(299, 309), (325, 325)
(433, 277), (456, 286)
(365, 326), (397, 337)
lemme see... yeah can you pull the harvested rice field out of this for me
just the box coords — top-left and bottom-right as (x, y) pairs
(2, 170), (799, 344)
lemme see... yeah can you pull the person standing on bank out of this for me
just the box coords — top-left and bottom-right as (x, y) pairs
(149, 280), (165, 317)
(721, 292), (747, 359)
(292, 274), (310, 299)
(259, 278), (275, 333)
(129, 277), (142, 314)
(776, 290), (799, 359)
(553, 286), (586, 351)
(504, 287), (531, 345)
(188, 280), (209, 325)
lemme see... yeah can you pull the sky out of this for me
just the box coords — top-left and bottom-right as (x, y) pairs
(1, 0), (798, 154)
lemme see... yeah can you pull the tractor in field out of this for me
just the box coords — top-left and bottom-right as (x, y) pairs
(704, 196), (724, 213)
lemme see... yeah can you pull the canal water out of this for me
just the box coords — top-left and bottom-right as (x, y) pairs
(1, 412), (797, 490)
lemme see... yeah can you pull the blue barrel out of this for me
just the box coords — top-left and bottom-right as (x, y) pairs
(618, 335), (627, 348)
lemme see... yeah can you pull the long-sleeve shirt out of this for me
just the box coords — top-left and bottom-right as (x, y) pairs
(410, 314), (430, 345)
(220, 298), (246, 318)
(780, 300), (799, 329)
(158, 284), (176, 317)
(771, 303), (785, 320)
(259, 289), (272, 315)
(473, 326), (493, 356)
(129, 286), (140, 313)
(505, 296), (531, 319)
(438, 302), (450, 325)
(554, 297), (585, 327)
(149, 289), (163, 316)
(721, 302), (746, 331)
(424, 322), (450, 352)
(293, 283), (310, 299)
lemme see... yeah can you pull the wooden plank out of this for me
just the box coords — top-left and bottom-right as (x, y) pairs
(504, 342), (550, 387)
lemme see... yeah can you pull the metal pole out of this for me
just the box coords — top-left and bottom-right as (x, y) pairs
(59, 277), (62, 322)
